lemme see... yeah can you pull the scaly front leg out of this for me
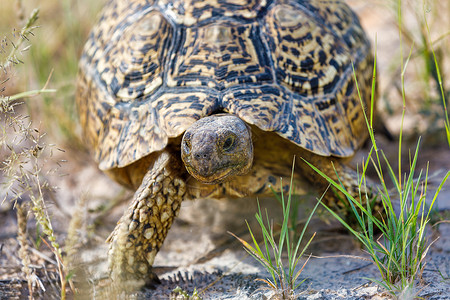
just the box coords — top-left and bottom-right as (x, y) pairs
(107, 152), (186, 288)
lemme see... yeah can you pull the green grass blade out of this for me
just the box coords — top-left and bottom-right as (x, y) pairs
(303, 159), (369, 216)
(293, 252), (313, 289)
(256, 202), (276, 267)
(242, 221), (267, 262)
(425, 170), (450, 220)
(290, 195), (322, 272)
(422, 2), (450, 148)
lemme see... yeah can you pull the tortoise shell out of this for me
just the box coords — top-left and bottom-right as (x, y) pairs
(76, 0), (373, 171)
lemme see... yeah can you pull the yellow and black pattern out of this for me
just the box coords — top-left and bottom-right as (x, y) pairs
(263, 3), (351, 97)
(77, 0), (373, 170)
(158, 0), (269, 25)
(108, 10), (172, 101)
(167, 22), (272, 90)
(306, 0), (367, 50)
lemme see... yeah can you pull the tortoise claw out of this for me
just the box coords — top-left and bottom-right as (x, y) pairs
(143, 272), (161, 289)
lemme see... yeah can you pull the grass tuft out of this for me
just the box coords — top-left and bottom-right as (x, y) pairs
(305, 30), (449, 298)
(231, 159), (319, 299)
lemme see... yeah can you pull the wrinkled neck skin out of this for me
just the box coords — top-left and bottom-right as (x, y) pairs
(181, 114), (253, 184)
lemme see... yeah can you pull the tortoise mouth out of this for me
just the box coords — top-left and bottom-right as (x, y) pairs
(184, 162), (244, 184)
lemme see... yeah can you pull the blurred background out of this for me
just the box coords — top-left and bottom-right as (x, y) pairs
(1, 0), (105, 146)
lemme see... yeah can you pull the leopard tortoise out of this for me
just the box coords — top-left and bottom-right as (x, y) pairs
(76, 0), (375, 286)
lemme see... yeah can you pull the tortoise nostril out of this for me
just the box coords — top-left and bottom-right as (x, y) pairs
(194, 152), (210, 160)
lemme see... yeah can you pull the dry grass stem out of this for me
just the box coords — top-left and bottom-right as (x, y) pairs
(17, 202), (34, 300)
(64, 194), (89, 293)
(1, 6), (70, 298)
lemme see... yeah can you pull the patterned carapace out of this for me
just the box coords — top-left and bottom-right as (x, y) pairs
(77, 0), (373, 171)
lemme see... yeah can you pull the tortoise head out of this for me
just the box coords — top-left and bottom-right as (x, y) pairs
(181, 114), (253, 184)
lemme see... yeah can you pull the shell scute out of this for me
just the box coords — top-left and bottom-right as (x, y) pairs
(263, 3), (352, 98)
(167, 22), (273, 91)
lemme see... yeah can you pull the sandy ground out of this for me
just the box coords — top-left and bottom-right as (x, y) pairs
(111, 136), (450, 299)
(1, 132), (449, 299)
(1, 1), (450, 299)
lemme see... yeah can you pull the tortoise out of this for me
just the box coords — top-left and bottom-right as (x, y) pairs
(76, 0), (375, 286)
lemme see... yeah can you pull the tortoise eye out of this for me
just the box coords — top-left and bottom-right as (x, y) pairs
(183, 138), (191, 154)
(222, 135), (235, 151)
